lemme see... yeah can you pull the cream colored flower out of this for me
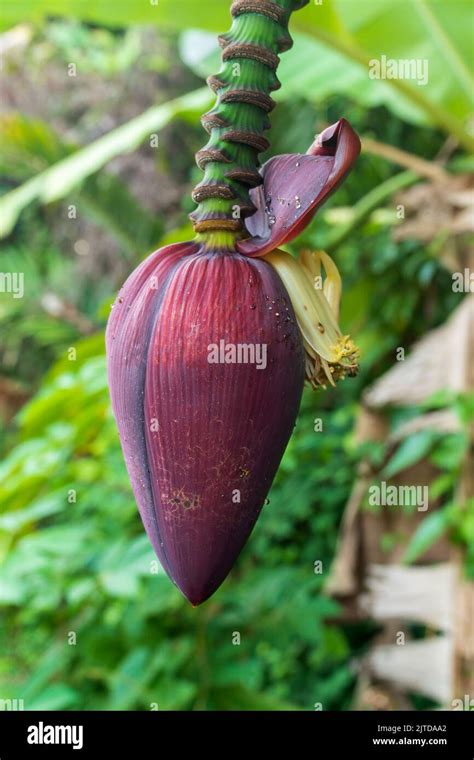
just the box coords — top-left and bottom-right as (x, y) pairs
(264, 248), (359, 388)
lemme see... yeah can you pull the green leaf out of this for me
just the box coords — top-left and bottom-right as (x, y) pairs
(26, 684), (80, 711)
(0, 114), (164, 253)
(0, 113), (70, 178)
(0, 575), (25, 604)
(0, 0), (233, 32)
(213, 684), (297, 711)
(403, 507), (450, 563)
(98, 536), (159, 598)
(430, 432), (469, 470)
(0, 88), (211, 237)
(383, 430), (436, 478)
(20, 646), (69, 703)
(0, 492), (65, 533)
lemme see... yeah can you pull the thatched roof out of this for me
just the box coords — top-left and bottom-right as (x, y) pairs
(364, 295), (473, 409)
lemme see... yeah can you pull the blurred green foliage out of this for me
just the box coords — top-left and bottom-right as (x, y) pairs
(0, 0), (472, 711)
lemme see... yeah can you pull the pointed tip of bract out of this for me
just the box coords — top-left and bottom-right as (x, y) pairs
(237, 117), (361, 258)
(189, 599), (206, 609)
(179, 583), (218, 608)
(306, 118), (361, 161)
(165, 559), (226, 607)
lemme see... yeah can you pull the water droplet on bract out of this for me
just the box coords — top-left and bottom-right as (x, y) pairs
(118, 297), (124, 303)
(295, 195), (301, 209)
(296, 161), (300, 167)
(268, 214), (276, 226)
(264, 498), (270, 506)
(250, 303), (256, 310)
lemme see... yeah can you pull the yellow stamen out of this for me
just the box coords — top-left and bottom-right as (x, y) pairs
(263, 248), (359, 389)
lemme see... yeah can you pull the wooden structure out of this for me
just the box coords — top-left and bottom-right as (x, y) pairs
(327, 295), (474, 709)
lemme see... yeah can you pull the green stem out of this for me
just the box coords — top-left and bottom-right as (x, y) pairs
(325, 170), (419, 252)
(190, 0), (309, 240)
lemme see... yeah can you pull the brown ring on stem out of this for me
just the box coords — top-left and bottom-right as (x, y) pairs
(192, 184), (236, 203)
(200, 113), (228, 134)
(225, 168), (262, 186)
(220, 89), (275, 112)
(194, 219), (243, 233)
(196, 149), (232, 169)
(222, 43), (280, 70)
(222, 129), (270, 152)
(231, 0), (287, 25)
